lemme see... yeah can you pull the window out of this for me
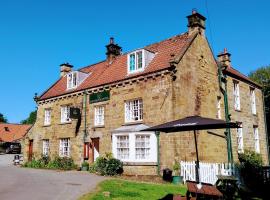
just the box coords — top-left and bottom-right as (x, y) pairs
(250, 88), (256, 115)
(236, 123), (244, 153)
(59, 138), (70, 157)
(67, 72), (77, 89)
(44, 109), (51, 125)
(112, 132), (157, 162)
(217, 96), (221, 119)
(43, 139), (49, 156)
(253, 126), (260, 153)
(233, 81), (241, 110)
(128, 50), (144, 73)
(61, 106), (71, 123)
(116, 135), (129, 160)
(135, 135), (150, 159)
(125, 99), (143, 123)
(94, 106), (105, 126)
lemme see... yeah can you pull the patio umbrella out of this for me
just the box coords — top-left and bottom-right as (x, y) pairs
(143, 115), (240, 183)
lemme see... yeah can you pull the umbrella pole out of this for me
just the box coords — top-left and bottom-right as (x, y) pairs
(194, 130), (200, 183)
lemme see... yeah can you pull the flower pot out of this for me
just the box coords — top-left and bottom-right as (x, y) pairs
(82, 166), (89, 171)
(172, 176), (183, 184)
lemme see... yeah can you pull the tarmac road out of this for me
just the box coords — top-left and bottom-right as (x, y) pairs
(0, 154), (106, 200)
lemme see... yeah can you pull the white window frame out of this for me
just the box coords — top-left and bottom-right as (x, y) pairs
(127, 50), (145, 74)
(112, 132), (157, 163)
(250, 88), (256, 115)
(217, 96), (221, 119)
(59, 138), (70, 157)
(94, 106), (105, 126)
(253, 126), (260, 153)
(42, 139), (49, 156)
(236, 123), (244, 153)
(60, 106), (71, 123)
(125, 99), (143, 123)
(44, 109), (51, 125)
(233, 81), (241, 111)
(67, 72), (78, 89)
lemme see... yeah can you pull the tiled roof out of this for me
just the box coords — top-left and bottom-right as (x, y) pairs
(223, 66), (262, 89)
(0, 123), (31, 142)
(39, 32), (196, 100)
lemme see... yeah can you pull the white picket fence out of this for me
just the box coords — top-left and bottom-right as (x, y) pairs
(180, 161), (235, 185)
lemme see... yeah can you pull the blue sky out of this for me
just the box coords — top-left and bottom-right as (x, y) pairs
(0, 0), (270, 123)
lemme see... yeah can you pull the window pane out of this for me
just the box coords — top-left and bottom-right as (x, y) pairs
(116, 136), (129, 159)
(129, 54), (135, 71)
(135, 135), (150, 160)
(137, 51), (143, 69)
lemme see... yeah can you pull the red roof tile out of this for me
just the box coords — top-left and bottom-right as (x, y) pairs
(223, 66), (262, 89)
(0, 123), (31, 142)
(39, 32), (196, 100)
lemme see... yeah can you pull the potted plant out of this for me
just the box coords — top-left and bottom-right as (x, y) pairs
(172, 161), (183, 184)
(81, 161), (89, 171)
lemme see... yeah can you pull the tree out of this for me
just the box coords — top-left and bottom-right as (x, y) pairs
(249, 65), (270, 139)
(0, 113), (8, 123)
(21, 110), (37, 124)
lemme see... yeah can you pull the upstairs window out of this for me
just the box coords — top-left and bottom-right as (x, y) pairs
(128, 50), (144, 74)
(67, 72), (78, 89)
(233, 81), (241, 111)
(61, 106), (71, 123)
(94, 106), (105, 126)
(125, 99), (143, 123)
(250, 88), (256, 115)
(44, 109), (51, 126)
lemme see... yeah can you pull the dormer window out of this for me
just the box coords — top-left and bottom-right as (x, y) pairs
(67, 72), (77, 89)
(127, 49), (155, 74)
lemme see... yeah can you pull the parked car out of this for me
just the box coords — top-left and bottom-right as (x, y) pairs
(5, 143), (21, 154)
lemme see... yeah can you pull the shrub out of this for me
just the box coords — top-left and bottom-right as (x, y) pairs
(238, 150), (263, 189)
(82, 161), (89, 168)
(94, 153), (123, 176)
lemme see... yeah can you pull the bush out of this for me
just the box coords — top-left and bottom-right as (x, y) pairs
(82, 161), (89, 168)
(23, 156), (76, 170)
(238, 150), (263, 189)
(94, 153), (123, 176)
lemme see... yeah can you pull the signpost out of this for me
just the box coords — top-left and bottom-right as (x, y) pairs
(89, 90), (110, 104)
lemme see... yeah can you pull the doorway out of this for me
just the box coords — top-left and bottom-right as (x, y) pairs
(91, 138), (100, 162)
(28, 140), (33, 161)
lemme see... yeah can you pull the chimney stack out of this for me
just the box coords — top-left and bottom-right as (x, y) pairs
(106, 37), (122, 63)
(60, 63), (73, 77)
(217, 48), (231, 68)
(187, 10), (206, 36)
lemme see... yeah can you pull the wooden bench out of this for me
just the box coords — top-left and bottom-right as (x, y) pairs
(186, 181), (223, 199)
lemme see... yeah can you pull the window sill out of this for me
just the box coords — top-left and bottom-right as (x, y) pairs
(252, 113), (257, 116)
(123, 121), (143, 126)
(43, 124), (51, 127)
(59, 122), (72, 125)
(234, 109), (241, 112)
(123, 162), (157, 166)
(93, 125), (105, 128)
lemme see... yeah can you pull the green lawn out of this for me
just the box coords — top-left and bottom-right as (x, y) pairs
(80, 179), (186, 200)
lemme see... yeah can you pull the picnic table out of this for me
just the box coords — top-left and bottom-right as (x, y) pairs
(186, 181), (223, 200)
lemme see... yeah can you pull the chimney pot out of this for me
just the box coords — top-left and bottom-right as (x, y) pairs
(217, 48), (231, 68)
(60, 62), (73, 77)
(106, 37), (122, 63)
(110, 37), (114, 44)
(187, 10), (206, 36)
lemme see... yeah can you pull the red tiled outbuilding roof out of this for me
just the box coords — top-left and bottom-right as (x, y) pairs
(0, 123), (32, 142)
(39, 32), (197, 100)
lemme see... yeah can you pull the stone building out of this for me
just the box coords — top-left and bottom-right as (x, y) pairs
(23, 11), (269, 175)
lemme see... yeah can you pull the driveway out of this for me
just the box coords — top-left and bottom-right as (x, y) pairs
(0, 154), (106, 200)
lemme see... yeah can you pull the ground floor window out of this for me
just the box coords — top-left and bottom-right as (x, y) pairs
(59, 138), (70, 157)
(42, 139), (49, 156)
(112, 132), (157, 163)
(236, 123), (244, 153)
(253, 126), (260, 153)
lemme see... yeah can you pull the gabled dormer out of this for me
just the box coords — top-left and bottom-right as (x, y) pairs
(127, 49), (155, 74)
(66, 71), (88, 90)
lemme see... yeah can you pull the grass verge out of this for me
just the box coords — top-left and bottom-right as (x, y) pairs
(79, 179), (186, 200)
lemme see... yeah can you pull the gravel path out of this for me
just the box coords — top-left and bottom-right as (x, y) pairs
(0, 154), (106, 200)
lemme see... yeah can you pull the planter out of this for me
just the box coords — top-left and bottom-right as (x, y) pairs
(81, 166), (89, 171)
(172, 176), (183, 184)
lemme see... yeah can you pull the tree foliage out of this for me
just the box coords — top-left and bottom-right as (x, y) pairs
(0, 113), (8, 123)
(21, 110), (37, 124)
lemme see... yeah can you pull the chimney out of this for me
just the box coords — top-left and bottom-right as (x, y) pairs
(217, 48), (231, 68)
(106, 37), (122, 63)
(187, 10), (206, 36)
(60, 63), (73, 77)
(4, 127), (9, 131)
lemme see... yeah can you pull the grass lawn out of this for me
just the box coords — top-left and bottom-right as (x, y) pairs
(80, 179), (186, 200)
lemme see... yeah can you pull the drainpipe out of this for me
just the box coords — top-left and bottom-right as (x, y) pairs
(217, 63), (233, 166)
(262, 93), (270, 165)
(156, 131), (160, 176)
(83, 91), (87, 142)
